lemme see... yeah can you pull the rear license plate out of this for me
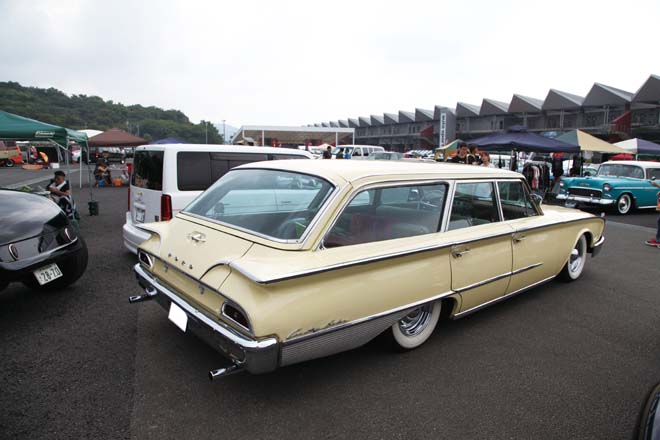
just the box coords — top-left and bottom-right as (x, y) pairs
(135, 208), (145, 223)
(33, 263), (63, 285)
(168, 302), (188, 332)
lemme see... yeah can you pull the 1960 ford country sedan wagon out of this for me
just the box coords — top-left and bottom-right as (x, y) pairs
(129, 160), (605, 379)
(557, 160), (660, 215)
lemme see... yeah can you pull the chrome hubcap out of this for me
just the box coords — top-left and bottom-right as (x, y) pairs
(618, 196), (630, 213)
(398, 304), (433, 337)
(569, 241), (585, 273)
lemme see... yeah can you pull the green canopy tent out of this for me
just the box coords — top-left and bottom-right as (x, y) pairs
(0, 110), (91, 188)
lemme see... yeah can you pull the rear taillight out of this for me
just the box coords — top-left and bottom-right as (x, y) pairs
(161, 194), (172, 221)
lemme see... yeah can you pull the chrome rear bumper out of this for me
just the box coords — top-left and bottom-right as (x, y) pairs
(131, 264), (279, 375)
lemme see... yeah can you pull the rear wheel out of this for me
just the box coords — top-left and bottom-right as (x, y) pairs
(615, 193), (633, 215)
(559, 234), (588, 282)
(389, 301), (441, 350)
(4, 160), (14, 167)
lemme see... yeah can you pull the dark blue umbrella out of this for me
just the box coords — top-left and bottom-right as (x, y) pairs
(151, 137), (185, 144)
(469, 126), (579, 153)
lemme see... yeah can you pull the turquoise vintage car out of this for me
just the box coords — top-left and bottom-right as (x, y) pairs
(557, 161), (660, 214)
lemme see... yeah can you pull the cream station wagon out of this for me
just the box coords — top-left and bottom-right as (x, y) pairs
(129, 160), (605, 379)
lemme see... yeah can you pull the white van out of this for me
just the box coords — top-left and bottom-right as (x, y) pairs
(123, 144), (313, 253)
(332, 145), (385, 159)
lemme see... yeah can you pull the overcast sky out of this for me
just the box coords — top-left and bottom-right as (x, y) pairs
(1, 0), (659, 128)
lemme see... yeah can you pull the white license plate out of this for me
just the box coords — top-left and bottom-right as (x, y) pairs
(168, 302), (188, 332)
(135, 208), (145, 223)
(33, 263), (63, 285)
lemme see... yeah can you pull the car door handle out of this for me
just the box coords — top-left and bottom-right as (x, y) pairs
(451, 247), (471, 258)
(513, 235), (526, 243)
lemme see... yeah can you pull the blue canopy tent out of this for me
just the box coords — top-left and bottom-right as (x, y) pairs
(468, 126), (579, 153)
(151, 137), (185, 144)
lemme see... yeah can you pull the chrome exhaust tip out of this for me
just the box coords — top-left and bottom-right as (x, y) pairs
(128, 286), (158, 303)
(209, 364), (243, 381)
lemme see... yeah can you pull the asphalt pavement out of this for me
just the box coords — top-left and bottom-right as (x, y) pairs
(1, 179), (660, 440)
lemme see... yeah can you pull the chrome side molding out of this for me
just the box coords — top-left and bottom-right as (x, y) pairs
(129, 285), (158, 303)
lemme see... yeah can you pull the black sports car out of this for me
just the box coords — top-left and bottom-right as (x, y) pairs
(0, 189), (88, 292)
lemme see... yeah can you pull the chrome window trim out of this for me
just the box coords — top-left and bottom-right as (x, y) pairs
(317, 178), (452, 251)
(446, 179), (502, 232)
(231, 217), (600, 284)
(180, 168), (340, 246)
(495, 178), (543, 220)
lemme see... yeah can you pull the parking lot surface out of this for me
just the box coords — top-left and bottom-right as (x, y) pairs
(1, 180), (659, 440)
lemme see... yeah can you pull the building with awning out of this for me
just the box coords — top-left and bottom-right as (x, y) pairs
(232, 125), (354, 147)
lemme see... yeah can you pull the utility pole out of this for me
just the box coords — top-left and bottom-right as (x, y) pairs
(222, 119), (226, 144)
(205, 121), (208, 144)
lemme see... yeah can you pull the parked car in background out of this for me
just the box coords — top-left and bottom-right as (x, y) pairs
(91, 147), (126, 164)
(332, 145), (384, 159)
(129, 160), (605, 379)
(0, 189), (88, 292)
(557, 160), (660, 214)
(123, 144), (313, 253)
(369, 151), (405, 161)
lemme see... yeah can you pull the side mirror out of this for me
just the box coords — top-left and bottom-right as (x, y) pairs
(531, 194), (543, 205)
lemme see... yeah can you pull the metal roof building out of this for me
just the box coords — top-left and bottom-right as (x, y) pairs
(313, 74), (660, 151)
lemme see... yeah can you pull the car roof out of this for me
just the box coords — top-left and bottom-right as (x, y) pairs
(603, 160), (660, 169)
(133, 144), (312, 157)
(237, 158), (521, 184)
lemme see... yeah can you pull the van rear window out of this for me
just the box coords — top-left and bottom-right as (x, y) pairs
(177, 151), (307, 191)
(132, 151), (164, 190)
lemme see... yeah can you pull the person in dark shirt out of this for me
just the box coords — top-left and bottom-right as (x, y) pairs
(46, 170), (75, 218)
(322, 146), (332, 159)
(336, 148), (344, 159)
(449, 143), (470, 164)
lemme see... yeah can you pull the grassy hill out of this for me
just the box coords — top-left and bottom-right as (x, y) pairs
(0, 81), (222, 144)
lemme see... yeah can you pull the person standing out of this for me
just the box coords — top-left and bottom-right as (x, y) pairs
(448, 143), (470, 164)
(480, 152), (496, 168)
(46, 170), (76, 219)
(644, 179), (660, 248)
(335, 148), (344, 159)
(322, 146), (332, 159)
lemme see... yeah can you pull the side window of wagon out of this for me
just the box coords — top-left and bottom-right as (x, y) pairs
(323, 183), (447, 248)
(497, 180), (539, 220)
(648, 169), (660, 180)
(448, 182), (499, 230)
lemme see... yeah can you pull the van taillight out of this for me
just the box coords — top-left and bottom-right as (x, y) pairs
(161, 194), (172, 221)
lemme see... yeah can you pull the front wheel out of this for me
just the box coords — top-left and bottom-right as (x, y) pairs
(615, 193), (633, 215)
(389, 301), (442, 350)
(559, 234), (588, 282)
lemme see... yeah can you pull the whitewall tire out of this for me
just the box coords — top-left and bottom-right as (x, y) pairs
(390, 301), (442, 350)
(560, 234), (588, 282)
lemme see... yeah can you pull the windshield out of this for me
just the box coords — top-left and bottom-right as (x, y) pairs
(183, 169), (335, 241)
(597, 164), (644, 179)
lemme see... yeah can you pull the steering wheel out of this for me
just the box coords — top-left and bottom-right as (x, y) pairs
(275, 217), (308, 239)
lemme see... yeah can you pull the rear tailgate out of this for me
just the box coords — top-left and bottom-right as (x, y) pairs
(131, 150), (164, 223)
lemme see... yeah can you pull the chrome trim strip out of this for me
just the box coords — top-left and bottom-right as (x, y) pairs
(236, 217), (598, 284)
(283, 289), (456, 344)
(454, 271), (511, 294)
(453, 263), (543, 294)
(452, 275), (556, 319)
